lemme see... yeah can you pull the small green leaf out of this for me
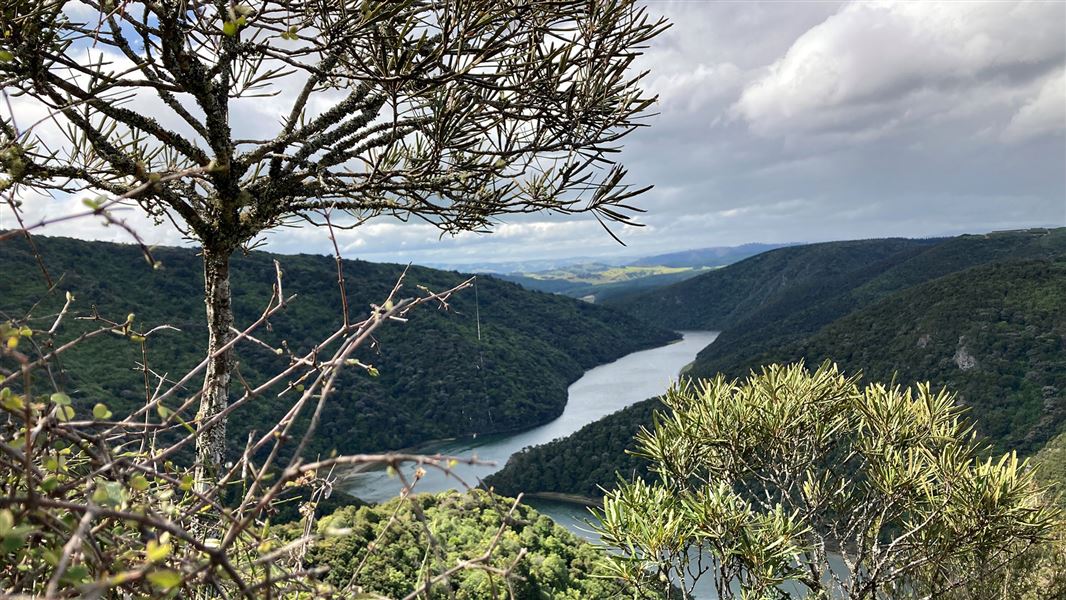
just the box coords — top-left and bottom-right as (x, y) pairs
(146, 539), (172, 563)
(222, 21), (238, 36)
(0, 50), (14, 63)
(130, 474), (149, 491)
(0, 391), (23, 412)
(44, 456), (66, 473)
(147, 569), (182, 590)
(57, 405), (75, 422)
(93, 403), (112, 420)
(50, 393), (71, 407)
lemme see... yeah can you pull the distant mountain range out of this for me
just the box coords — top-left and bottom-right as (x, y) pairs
(486, 228), (1066, 499)
(1, 235), (677, 460)
(627, 242), (794, 268)
(484, 242), (795, 302)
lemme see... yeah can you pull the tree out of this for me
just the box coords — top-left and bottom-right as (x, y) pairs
(0, 0), (668, 486)
(596, 362), (1061, 599)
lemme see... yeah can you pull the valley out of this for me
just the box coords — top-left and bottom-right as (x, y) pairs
(489, 228), (1066, 502)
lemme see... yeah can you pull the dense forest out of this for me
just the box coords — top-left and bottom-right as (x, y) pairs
(487, 229), (1066, 499)
(294, 490), (664, 599)
(0, 235), (677, 459)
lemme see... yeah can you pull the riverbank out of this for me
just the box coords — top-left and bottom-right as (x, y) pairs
(523, 491), (602, 508)
(340, 331), (719, 505)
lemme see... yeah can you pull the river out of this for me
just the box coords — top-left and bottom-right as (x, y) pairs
(339, 330), (719, 504)
(339, 329), (845, 599)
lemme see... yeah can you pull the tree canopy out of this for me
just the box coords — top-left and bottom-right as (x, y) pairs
(596, 363), (1061, 599)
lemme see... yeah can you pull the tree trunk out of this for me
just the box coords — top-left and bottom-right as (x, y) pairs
(195, 244), (235, 492)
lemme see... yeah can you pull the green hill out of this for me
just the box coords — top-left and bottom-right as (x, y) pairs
(485, 398), (662, 500)
(690, 229), (1066, 380)
(0, 235), (677, 459)
(486, 229), (1066, 498)
(606, 237), (942, 330)
(695, 258), (1066, 454)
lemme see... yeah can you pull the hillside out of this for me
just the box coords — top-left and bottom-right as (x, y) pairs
(695, 258), (1066, 454)
(606, 237), (942, 329)
(692, 229), (1066, 378)
(486, 229), (1066, 498)
(0, 235), (677, 459)
(485, 397), (661, 499)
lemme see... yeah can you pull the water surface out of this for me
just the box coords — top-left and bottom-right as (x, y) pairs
(340, 331), (719, 504)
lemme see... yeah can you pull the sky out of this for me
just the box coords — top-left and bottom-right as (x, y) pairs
(4, 1), (1065, 268)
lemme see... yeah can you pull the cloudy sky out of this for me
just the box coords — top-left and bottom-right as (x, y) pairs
(5, 1), (1065, 267)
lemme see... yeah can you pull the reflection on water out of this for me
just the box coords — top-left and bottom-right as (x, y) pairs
(340, 331), (719, 504)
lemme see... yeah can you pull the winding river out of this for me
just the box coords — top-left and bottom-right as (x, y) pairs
(340, 330), (843, 599)
(340, 330), (719, 505)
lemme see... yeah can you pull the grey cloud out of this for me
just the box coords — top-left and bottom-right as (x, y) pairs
(7, 1), (1065, 265)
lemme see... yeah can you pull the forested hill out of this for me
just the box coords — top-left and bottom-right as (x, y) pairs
(688, 229), (1066, 380)
(605, 237), (943, 329)
(0, 235), (677, 458)
(693, 258), (1066, 454)
(486, 229), (1066, 498)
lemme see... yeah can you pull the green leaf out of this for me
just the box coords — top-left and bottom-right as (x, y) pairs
(91, 481), (127, 507)
(0, 50), (13, 63)
(146, 539), (172, 563)
(56, 405), (75, 422)
(130, 474), (150, 491)
(92, 403), (112, 420)
(222, 21), (238, 36)
(50, 393), (71, 407)
(0, 390), (23, 412)
(147, 569), (182, 590)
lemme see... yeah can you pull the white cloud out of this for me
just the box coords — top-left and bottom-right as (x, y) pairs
(4, 1), (1064, 267)
(735, 1), (1066, 141)
(0, 191), (188, 247)
(1002, 69), (1066, 143)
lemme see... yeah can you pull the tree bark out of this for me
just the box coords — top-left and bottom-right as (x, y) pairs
(195, 244), (235, 492)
